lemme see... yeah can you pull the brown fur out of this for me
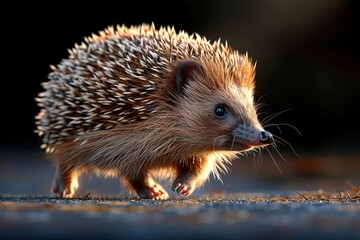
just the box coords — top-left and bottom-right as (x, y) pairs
(36, 24), (270, 199)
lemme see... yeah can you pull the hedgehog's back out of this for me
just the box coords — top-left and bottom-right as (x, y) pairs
(35, 24), (245, 153)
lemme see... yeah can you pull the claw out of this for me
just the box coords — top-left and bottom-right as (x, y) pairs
(172, 181), (195, 197)
(172, 183), (181, 191)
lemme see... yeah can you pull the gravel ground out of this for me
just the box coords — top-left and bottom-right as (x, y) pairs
(0, 195), (359, 240)
(0, 148), (359, 239)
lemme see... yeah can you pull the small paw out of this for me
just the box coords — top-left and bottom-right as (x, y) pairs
(52, 172), (78, 198)
(137, 184), (169, 200)
(171, 181), (196, 197)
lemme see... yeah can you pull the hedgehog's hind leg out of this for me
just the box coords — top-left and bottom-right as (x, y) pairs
(124, 173), (169, 200)
(51, 165), (80, 198)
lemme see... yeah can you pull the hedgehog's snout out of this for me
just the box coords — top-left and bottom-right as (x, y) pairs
(259, 131), (273, 144)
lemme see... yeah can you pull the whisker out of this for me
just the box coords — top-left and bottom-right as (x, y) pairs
(264, 123), (302, 136)
(273, 137), (285, 147)
(212, 135), (227, 150)
(271, 143), (289, 164)
(231, 135), (236, 151)
(251, 149), (258, 161)
(255, 103), (266, 112)
(253, 148), (263, 170)
(255, 96), (267, 118)
(251, 149), (258, 169)
(273, 135), (301, 159)
(255, 94), (267, 105)
(255, 101), (267, 114)
(258, 149), (263, 168)
(265, 147), (282, 174)
(265, 123), (282, 134)
(272, 138), (278, 148)
(261, 108), (294, 125)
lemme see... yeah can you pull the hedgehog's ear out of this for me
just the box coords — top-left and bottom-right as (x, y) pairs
(175, 60), (204, 95)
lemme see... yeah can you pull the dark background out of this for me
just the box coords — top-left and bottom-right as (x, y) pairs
(2, 0), (359, 157)
(1, 3), (359, 238)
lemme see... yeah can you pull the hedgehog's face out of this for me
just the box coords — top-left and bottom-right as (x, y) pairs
(208, 83), (273, 151)
(175, 59), (273, 152)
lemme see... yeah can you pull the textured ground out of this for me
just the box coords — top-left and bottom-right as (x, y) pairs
(1, 193), (359, 240)
(0, 148), (359, 239)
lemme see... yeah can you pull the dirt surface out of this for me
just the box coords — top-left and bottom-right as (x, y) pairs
(1, 194), (359, 240)
(0, 148), (359, 239)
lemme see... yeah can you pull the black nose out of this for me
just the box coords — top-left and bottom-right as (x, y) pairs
(259, 131), (273, 144)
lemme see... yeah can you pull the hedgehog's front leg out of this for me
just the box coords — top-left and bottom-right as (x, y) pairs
(172, 157), (213, 197)
(52, 165), (79, 198)
(171, 168), (197, 197)
(125, 172), (169, 200)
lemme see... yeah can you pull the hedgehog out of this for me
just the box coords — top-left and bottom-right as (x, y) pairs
(35, 23), (274, 200)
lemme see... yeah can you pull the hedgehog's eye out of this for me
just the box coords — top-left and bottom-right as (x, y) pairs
(214, 105), (228, 118)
